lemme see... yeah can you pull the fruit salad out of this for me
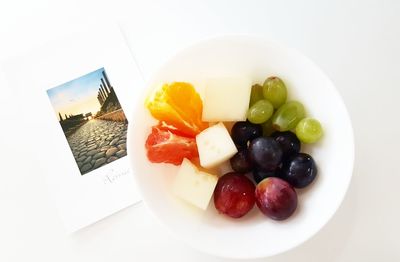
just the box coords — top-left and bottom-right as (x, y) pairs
(144, 77), (323, 220)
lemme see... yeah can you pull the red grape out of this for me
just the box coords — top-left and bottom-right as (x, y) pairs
(255, 177), (297, 220)
(214, 172), (256, 218)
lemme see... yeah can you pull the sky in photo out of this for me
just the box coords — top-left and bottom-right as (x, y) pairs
(47, 68), (106, 120)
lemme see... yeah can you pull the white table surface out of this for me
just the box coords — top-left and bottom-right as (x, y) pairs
(0, 0), (399, 261)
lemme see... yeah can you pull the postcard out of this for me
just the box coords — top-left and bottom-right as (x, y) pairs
(47, 67), (129, 175)
(2, 24), (143, 233)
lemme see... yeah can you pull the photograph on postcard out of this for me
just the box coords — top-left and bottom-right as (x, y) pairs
(47, 68), (128, 175)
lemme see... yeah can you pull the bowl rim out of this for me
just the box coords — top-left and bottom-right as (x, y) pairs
(127, 34), (355, 259)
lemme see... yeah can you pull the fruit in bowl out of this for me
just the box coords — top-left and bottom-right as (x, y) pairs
(127, 36), (354, 259)
(255, 177), (298, 220)
(143, 74), (322, 220)
(214, 172), (255, 218)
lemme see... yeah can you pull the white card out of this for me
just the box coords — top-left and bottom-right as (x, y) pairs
(2, 24), (143, 233)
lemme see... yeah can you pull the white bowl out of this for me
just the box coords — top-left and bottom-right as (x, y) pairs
(127, 36), (354, 259)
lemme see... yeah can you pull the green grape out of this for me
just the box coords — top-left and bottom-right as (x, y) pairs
(249, 84), (264, 106)
(247, 99), (273, 124)
(296, 118), (323, 143)
(272, 101), (305, 131)
(261, 118), (274, 136)
(263, 76), (287, 109)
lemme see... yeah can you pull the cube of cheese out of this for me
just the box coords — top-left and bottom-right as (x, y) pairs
(196, 122), (238, 168)
(202, 77), (252, 122)
(172, 158), (218, 210)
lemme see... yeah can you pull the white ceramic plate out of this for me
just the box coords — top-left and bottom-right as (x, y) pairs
(127, 36), (354, 259)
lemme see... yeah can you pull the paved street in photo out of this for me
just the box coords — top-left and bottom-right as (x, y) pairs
(67, 119), (127, 175)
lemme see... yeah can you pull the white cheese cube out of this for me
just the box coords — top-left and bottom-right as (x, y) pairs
(196, 122), (238, 168)
(172, 158), (218, 210)
(202, 77), (252, 122)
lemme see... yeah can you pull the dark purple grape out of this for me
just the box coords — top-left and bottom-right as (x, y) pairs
(230, 149), (253, 173)
(272, 131), (301, 158)
(231, 121), (262, 149)
(248, 137), (282, 172)
(280, 153), (317, 188)
(252, 168), (277, 184)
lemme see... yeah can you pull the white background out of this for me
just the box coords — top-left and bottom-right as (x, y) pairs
(0, 0), (399, 261)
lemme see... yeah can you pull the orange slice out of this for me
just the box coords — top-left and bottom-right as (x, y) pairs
(145, 82), (208, 137)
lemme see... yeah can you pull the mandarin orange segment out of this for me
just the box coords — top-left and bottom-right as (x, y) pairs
(145, 82), (208, 137)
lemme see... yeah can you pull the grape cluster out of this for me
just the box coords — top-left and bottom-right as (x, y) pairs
(230, 122), (316, 189)
(214, 77), (323, 220)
